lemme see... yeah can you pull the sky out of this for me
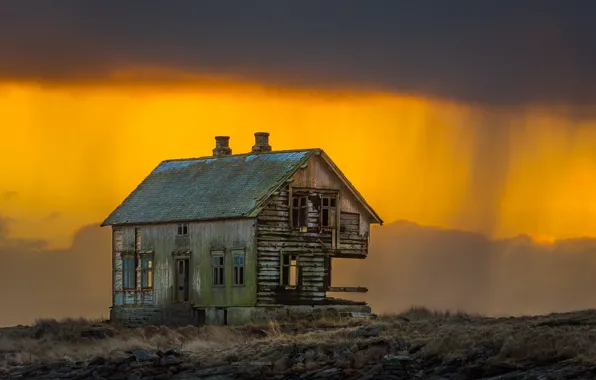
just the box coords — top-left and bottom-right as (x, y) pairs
(1, 1), (596, 325)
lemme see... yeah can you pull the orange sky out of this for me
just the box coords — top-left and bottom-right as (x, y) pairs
(1, 78), (596, 248)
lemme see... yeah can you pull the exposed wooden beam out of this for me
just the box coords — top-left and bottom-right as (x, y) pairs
(327, 286), (368, 293)
(330, 252), (367, 259)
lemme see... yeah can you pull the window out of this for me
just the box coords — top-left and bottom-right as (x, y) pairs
(212, 251), (225, 286)
(320, 196), (337, 228)
(177, 223), (188, 236)
(232, 250), (245, 286)
(122, 254), (137, 289)
(291, 195), (308, 228)
(140, 255), (154, 289)
(281, 254), (299, 286)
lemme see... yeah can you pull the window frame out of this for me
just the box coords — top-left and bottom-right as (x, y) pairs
(177, 223), (189, 236)
(140, 254), (154, 289)
(232, 249), (246, 286)
(291, 195), (308, 229)
(122, 253), (137, 290)
(280, 253), (300, 287)
(211, 250), (225, 287)
(320, 195), (337, 229)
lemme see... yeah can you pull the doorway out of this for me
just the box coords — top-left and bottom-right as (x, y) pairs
(175, 258), (190, 302)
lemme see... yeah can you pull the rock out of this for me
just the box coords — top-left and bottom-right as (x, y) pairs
(357, 363), (383, 380)
(128, 370), (143, 380)
(89, 356), (107, 366)
(483, 362), (522, 377)
(131, 349), (157, 362)
(191, 365), (235, 378)
(165, 348), (182, 357)
(128, 361), (147, 369)
(160, 355), (183, 367)
(320, 367), (342, 377)
(69, 368), (95, 380)
(179, 362), (195, 371)
(349, 325), (385, 339)
(383, 355), (411, 362)
(94, 364), (115, 377)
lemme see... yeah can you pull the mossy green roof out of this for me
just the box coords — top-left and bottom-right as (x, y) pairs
(101, 149), (316, 226)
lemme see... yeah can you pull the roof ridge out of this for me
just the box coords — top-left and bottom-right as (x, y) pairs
(160, 148), (320, 163)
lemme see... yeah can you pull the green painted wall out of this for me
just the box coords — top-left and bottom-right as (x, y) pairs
(116, 218), (257, 308)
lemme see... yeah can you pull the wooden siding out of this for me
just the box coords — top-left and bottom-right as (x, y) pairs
(292, 154), (372, 236)
(339, 212), (368, 256)
(112, 219), (256, 308)
(255, 153), (374, 305)
(256, 186), (331, 305)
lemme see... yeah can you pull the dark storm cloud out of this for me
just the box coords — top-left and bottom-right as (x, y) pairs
(0, 0), (595, 106)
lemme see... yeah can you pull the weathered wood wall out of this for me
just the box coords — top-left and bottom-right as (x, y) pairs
(112, 219), (256, 308)
(256, 185), (330, 305)
(292, 154), (373, 236)
(255, 153), (374, 305)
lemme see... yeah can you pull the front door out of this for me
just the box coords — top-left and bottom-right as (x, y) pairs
(175, 258), (190, 302)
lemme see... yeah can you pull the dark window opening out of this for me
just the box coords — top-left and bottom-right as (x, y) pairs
(292, 195), (308, 228)
(320, 196), (337, 228)
(322, 209), (329, 226)
(281, 254), (299, 286)
(177, 223), (188, 236)
(233, 251), (245, 286)
(212, 252), (225, 286)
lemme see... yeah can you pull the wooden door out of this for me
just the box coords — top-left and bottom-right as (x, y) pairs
(175, 259), (190, 302)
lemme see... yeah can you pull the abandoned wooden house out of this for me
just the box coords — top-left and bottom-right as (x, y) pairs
(101, 132), (383, 326)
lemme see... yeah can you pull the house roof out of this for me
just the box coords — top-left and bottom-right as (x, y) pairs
(101, 148), (382, 226)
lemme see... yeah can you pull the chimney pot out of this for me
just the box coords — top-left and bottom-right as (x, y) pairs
(252, 132), (272, 153)
(213, 136), (232, 157)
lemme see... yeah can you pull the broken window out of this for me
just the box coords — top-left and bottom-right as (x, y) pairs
(291, 195), (308, 228)
(140, 255), (154, 289)
(320, 196), (337, 228)
(122, 254), (137, 289)
(177, 223), (188, 236)
(281, 254), (300, 287)
(212, 251), (225, 286)
(232, 250), (245, 286)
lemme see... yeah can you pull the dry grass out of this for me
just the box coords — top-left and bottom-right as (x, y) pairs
(3, 307), (596, 372)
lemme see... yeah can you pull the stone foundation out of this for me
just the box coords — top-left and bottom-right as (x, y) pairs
(110, 306), (164, 328)
(110, 304), (372, 327)
(206, 304), (373, 326)
(110, 303), (198, 328)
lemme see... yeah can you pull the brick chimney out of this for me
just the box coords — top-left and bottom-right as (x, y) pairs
(252, 132), (272, 153)
(213, 136), (232, 157)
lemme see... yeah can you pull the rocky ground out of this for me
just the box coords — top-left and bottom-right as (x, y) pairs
(2, 308), (596, 379)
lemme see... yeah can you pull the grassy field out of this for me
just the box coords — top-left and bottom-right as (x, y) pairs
(2, 307), (596, 379)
